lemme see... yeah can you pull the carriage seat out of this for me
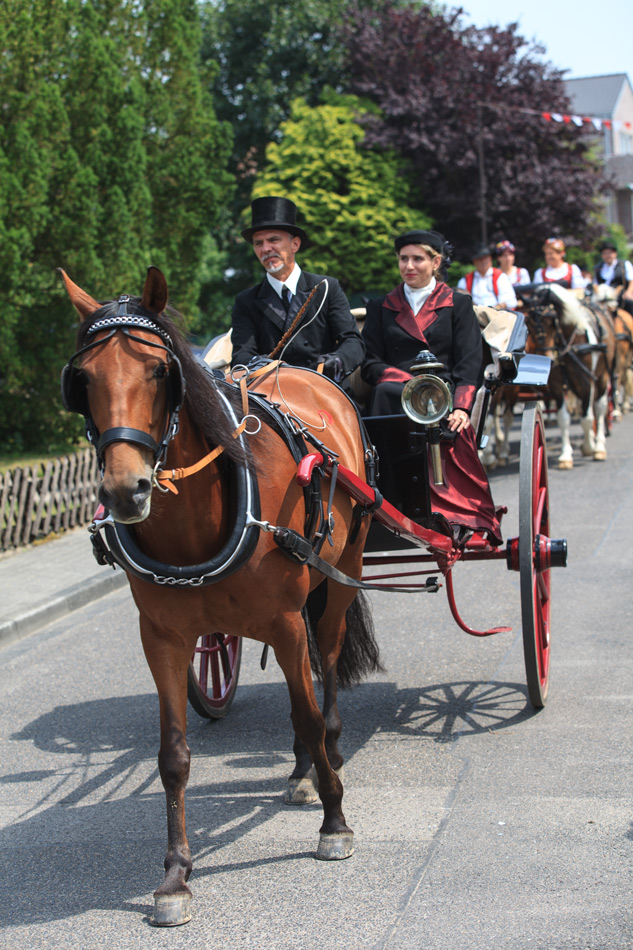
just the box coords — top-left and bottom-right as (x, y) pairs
(474, 306), (528, 381)
(202, 329), (233, 373)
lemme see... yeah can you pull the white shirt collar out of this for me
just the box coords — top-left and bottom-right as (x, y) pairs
(404, 277), (436, 314)
(267, 263), (301, 297)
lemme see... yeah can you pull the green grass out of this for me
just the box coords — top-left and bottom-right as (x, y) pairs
(0, 440), (91, 475)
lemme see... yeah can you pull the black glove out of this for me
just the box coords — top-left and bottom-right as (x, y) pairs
(320, 354), (344, 382)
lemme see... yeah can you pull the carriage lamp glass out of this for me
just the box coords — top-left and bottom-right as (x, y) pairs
(401, 374), (452, 425)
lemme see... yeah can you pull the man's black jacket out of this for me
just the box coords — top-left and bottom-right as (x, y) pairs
(231, 270), (364, 377)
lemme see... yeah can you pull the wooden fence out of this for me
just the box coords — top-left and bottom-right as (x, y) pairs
(0, 448), (100, 552)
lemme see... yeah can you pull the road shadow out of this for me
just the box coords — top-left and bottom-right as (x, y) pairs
(2, 676), (535, 926)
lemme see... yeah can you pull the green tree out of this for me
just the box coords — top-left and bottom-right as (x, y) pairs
(251, 93), (430, 296)
(201, 0), (348, 188)
(0, 0), (231, 452)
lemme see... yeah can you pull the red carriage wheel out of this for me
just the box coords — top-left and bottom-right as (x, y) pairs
(187, 634), (242, 719)
(519, 402), (551, 708)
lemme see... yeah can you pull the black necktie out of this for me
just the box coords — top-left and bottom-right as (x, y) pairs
(281, 286), (291, 314)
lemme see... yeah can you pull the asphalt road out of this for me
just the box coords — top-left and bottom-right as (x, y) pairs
(1, 410), (632, 949)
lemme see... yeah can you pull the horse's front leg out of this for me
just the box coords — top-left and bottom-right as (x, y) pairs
(580, 386), (597, 458)
(592, 389), (609, 460)
(556, 400), (574, 469)
(140, 616), (194, 926)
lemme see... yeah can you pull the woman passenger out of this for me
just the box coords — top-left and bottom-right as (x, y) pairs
(533, 237), (586, 289)
(495, 240), (531, 285)
(360, 229), (501, 543)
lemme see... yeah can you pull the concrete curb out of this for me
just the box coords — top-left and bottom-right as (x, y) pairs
(0, 569), (128, 649)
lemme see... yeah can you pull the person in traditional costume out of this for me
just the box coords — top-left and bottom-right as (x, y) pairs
(533, 237), (586, 289)
(360, 229), (501, 543)
(593, 239), (633, 316)
(457, 244), (518, 309)
(494, 240), (531, 286)
(231, 196), (363, 382)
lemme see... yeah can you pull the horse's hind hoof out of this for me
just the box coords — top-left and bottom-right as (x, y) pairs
(316, 831), (355, 861)
(285, 775), (319, 805)
(558, 459), (574, 470)
(151, 893), (192, 927)
(593, 451), (607, 461)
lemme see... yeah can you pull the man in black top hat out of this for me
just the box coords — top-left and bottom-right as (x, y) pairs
(230, 196), (364, 381)
(593, 240), (633, 315)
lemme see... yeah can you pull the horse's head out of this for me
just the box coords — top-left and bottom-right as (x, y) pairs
(522, 285), (560, 354)
(524, 283), (590, 357)
(60, 267), (184, 524)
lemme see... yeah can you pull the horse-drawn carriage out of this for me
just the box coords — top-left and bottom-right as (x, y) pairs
(60, 267), (567, 926)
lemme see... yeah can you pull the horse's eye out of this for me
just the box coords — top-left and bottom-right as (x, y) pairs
(154, 363), (169, 381)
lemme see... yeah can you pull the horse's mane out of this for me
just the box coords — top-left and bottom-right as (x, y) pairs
(541, 283), (591, 332)
(77, 298), (249, 466)
(594, 283), (619, 302)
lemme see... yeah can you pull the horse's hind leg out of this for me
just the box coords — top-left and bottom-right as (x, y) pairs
(139, 616), (194, 926)
(277, 615), (354, 860)
(286, 581), (349, 806)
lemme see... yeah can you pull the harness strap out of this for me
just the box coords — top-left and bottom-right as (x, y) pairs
(273, 527), (439, 594)
(155, 420), (247, 493)
(154, 372), (257, 493)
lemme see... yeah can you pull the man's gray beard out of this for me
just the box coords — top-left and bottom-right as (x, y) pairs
(264, 259), (284, 274)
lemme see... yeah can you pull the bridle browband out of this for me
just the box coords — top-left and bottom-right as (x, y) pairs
(61, 295), (185, 469)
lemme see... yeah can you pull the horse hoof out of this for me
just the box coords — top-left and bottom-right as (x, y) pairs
(496, 456), (508, 467)
(285, 775), (319, 805)
(557, 459), (574, 470)
(593, 451), (607, 461)
(151, 893), (192, 927)
(316, 831), (355, 861)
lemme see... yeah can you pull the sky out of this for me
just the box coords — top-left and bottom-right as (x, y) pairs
(455, 0), (632, 81)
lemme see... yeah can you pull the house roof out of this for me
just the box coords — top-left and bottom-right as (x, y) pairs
(564, 74), (630, 118)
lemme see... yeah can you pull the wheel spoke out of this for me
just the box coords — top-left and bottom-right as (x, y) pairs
(187, 634), (242, 720)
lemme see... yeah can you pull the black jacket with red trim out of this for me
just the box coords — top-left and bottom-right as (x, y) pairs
(360, 282), (483, 413)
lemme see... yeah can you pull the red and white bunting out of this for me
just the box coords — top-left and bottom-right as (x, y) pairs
(542, 111), (632, 132)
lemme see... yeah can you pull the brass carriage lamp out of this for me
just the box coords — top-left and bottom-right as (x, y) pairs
(401, 351), (452, 486)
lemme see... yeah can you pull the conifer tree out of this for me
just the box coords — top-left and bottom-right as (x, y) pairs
(0, 0), (231, 451)
(252, 93), (429, 296)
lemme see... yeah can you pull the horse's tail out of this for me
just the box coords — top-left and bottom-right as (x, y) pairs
(303, 588), (384, 689)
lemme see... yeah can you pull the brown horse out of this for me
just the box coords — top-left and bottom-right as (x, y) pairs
(593, 283), (633, 418)
(520, 283), (615, 469)
(60, 266), (381, 926)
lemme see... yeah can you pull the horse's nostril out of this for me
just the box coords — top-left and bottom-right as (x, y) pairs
(135, 478), (152, 498)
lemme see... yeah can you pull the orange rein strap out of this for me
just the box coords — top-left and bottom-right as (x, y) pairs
(154, 364), (279, 494)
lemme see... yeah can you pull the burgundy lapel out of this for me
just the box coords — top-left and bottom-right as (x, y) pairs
(385, 282), (454, 342)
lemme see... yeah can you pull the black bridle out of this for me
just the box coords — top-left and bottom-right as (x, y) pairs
(523, 288), (602, 381)
(61, 295), (185, 468)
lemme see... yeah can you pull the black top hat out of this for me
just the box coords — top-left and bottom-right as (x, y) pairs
(599, 239), (617, 252)
(241, 196), (308, 246)
(471, 243), (492, 260)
